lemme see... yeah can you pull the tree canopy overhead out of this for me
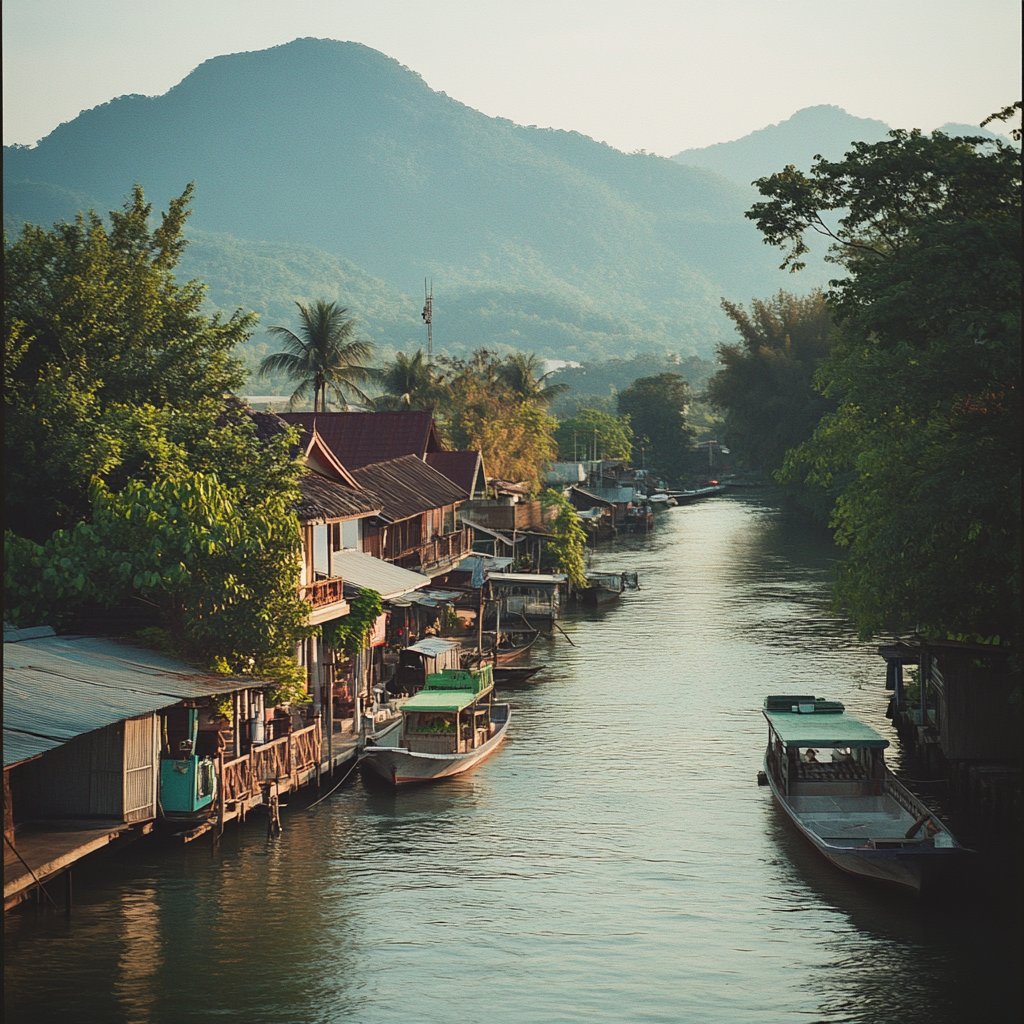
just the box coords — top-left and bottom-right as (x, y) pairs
(749, 118), (1021, 644)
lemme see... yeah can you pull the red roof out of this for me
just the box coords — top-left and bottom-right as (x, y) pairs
(279, 411), (442, 469)
(425, 451), (486, 496)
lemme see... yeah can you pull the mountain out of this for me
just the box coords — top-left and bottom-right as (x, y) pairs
(671, 105), (892, 187)
(671, 104), (1014, 189)
(4, 38), (827, 367)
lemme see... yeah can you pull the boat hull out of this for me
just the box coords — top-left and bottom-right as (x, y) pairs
(763, 756), (968, 894)
(362, 706), (511, 785)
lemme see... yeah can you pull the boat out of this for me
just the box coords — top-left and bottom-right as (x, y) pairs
(576, 570), (639, 607)
(492, 664), (543, 685)
(361, 663), (510, 784)
(760, 695), (970, 893)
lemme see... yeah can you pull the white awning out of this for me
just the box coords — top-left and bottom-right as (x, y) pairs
(330, 549), (430, 601)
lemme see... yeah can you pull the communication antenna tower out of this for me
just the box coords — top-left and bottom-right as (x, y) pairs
(421, 279), (434, 364)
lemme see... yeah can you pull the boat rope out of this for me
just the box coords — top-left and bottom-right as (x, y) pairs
(305, 756), (361, 810)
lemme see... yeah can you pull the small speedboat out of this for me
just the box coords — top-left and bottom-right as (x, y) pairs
(361, 664), (510, 785)
(760, 695), (971, 893)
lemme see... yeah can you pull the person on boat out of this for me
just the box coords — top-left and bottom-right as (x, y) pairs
(802, 748), (818, 764)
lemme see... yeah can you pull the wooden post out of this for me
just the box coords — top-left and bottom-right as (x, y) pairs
(216, 751), (226, 839)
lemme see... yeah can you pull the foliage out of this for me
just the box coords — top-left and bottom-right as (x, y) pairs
(705, 290), (835, 476)
(555, 407), (635, 462)
(617, 374), (696, 484)
(539, 490), (589, 589)
(435, 349), (558, 493)
(322, 589), (384, 656)
(495, 352), (569, 406)
(3, 188), (315, 687)
(373, 349), (439, 410)
(258, 299), (376, 411)
(751, 123), (1021, 643)
(3, 184), (252, 539)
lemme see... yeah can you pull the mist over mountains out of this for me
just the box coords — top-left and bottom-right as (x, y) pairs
(3, 37), (978, 371)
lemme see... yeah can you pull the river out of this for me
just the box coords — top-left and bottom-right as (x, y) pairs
(4, 494), (1021, 1023)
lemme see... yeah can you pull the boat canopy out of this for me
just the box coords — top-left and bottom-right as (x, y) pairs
(762, 707), (889, 749)
(401, 688), (484, 714)
(423, 664), (494, 695)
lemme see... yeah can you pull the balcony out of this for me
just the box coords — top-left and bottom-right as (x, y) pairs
(393, 527), (473, 577)
(299, 575), (350, 625)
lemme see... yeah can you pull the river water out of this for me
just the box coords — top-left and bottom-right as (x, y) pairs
(4, 494), (1021, 1024)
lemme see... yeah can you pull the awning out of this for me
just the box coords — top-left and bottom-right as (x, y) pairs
(331, 549), (430, 600)
(458, 554), (514, 574)
(406, 638), (462, 657)
(459, 517), (523, 547)
(488, 572), (568, 585)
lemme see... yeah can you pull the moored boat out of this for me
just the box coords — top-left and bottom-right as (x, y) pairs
(361, 664), (510, 785)
(760, 695), (970, 893)
(576, 570), (639, 607)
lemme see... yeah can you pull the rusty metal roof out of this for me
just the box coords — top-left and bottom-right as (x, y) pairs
(297, 471), (382, 523)
(3, 631), (266, 768)
(351, 455), (468, 522)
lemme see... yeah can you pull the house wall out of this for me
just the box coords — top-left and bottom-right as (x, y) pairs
(10, 714), (159, 823)
(934, 654), (1021, 761)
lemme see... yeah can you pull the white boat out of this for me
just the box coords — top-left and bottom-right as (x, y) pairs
(760, 695), (971, 893)
(361, 663), (510, 785)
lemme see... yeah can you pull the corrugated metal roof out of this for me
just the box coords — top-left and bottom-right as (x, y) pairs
(3, 633), (267, 768)
(331, 549), (430, 600)
(459, 516), (521, 546)
(406, 638), (462, 656)
(762, 709), (890, 749)
(488, 573), (568, 585)
(351, 455), (468, 521)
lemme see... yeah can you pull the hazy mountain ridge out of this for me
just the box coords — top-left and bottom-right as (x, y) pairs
(6, 40), (906, 368)
(671, 103), (1013, 187)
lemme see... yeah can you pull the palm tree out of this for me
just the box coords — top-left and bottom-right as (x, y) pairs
(496, 352), (569, 406)
(258, 300), (376, 411)
(374, 349), (437, 410)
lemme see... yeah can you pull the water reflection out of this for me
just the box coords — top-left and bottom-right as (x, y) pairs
(4, 494), (1021, 1024)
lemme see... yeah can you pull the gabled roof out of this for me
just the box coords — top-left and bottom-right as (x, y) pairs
(279, 411), (443, 469)
(351, 455), (468, 522)
(426, 450), (486, 496)
(297, 471), (382, 523)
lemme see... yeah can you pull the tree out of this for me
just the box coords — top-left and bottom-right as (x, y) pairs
(436, 349), (558, 494)
(374, 349), (438, 410)
(3, 184), (252, 539)
(555, 407), (635, 462)
(706, 290), (835, 477)
(259, 299), (375, 411)
(496, 352), (569, 406)
(617, 373), (695, 484)
(749, 119), (1021, 643)
(3, 188), (315, 685)
(540, 489), (588, 588)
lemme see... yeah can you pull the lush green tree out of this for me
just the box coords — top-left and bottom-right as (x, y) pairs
(496, 352), (569, 406)
(750, 120), (1021, 643)
(705, 290), (835, 476)
(555, 407), (635, 462)
(617, 373), (695, 484)
(539, 489), (588, 588)
(436, 349), (559, 493)
(3, 188), (316, 685)
(374, 349), (438, 410)
(259, 299), (376, 411)
(3, 184), (252, 539)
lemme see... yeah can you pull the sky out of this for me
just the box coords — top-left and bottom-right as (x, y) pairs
(3, 0), (1020, 155)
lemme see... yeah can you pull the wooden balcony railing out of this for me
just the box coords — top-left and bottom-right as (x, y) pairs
(300, 576), (346, 609)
